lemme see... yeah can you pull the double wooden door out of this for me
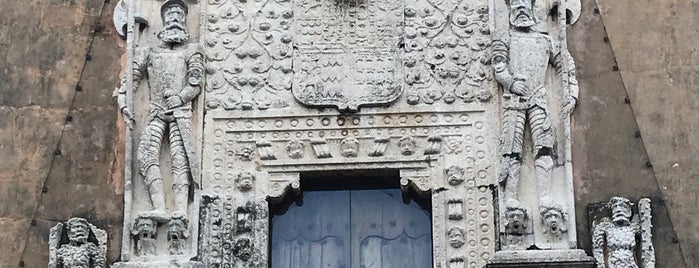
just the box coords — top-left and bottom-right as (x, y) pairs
(271, 188), (432, 268)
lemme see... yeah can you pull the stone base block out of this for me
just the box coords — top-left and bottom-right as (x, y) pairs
(486, 250), (595, 268)
(112, 260), (204, 268)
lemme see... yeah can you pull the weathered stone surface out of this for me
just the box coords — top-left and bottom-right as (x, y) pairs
(0, 0), (125, 266)
(0, 218), (31, 268)
(594, 0), (699, 266)
(567, 0), (688, 267)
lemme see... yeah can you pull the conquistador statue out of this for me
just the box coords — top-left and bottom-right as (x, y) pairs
(116, 0), (203, 221)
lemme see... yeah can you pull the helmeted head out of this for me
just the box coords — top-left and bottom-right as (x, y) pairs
(66, 217), (90, 244)
(609, 196), (633, 226)
(159, 0), (189, 44)
(505, 0), (536, 28)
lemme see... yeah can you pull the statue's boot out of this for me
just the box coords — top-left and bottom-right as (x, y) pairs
(535, 155), (554, 201)
(143, 168), (168, 220)
(172, 178), (189, 217)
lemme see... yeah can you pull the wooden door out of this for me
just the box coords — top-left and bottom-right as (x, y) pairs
(271, 188), (432, 268)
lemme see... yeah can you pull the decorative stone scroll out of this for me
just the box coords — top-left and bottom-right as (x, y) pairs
(49, 218), (107, 268)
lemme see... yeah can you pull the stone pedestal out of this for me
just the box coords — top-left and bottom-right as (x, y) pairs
(487, 250), (595, 268)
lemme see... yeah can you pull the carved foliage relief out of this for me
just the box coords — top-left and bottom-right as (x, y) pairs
(404, 0), (493, 105)
(204, 0), (494, 111)
(204, 0), (294, 110)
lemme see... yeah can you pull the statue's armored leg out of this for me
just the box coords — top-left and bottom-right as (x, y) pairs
(137, 118), (167, 216)
(529, 105), (555, 201)
(500, 108), (528, 236)
(529, 105), (566, 235)
(169, 121), (190, 216)
(500, 107), (526, 204)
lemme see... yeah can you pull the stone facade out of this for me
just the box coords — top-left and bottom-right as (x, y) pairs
(0, 0), (696, 268)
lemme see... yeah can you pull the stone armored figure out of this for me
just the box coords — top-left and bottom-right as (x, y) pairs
(592, 197), (655, 268)
(115, 0), (203, 221)
(492, 0), (578, 235)
(49, 218), (105, 268)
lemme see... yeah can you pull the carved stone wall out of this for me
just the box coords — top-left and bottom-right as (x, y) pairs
(2, 0), (697, 267)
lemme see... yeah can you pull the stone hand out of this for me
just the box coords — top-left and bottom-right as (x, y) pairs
(121, 107), (135, 129)
(561, 96), (577, 116)
(167, 96), (184, 109)
(510, 80), (527, 96)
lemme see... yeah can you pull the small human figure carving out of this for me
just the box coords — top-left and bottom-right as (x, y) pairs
(592, 197), (655, 268)
(49, 218), (106, 268)
(115, 0), (203, 222)
(492, 0), (578, 235)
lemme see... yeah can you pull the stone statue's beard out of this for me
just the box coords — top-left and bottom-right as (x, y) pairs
(159, 25), (189, 44)
(510, 9), (535, 28)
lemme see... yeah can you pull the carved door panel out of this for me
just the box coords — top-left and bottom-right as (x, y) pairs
(271, 188), (432, 268)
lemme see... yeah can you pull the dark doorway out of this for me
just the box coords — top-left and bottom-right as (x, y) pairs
(270, 171), (433, 268)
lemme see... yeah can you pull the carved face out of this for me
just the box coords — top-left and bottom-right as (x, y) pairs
(541, 206), (567, 235)
(286, 140), (304, 159)
(135, 218), (157, 239)
(168, 217), (188, 241)
(398, 137), (416, 155)
(67, 218), (90, 244)
(508, 0), (535, 28)
(610, 198), (632, 226)
(446, 166), (465, 185)
(340, 138), (360, 157)
(447, 227), (465, 248)
(235, 172), (255, 191)
(159, 4), (189, 44)
(505, 207), (527, 235)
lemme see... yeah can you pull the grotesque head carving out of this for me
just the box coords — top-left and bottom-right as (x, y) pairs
(447, 227), (465, 248)
(235, 171), (255, 192)
(159, 0), (189, 44)
(504, 199), (528, 235)
(398, 136), (416, 156)
(446, 166), (465, 186)
(133, 217), (157, 239)
(340, 138), (360, 157)
(506, 0), (536, 28)
(540, 200), (568, 236)
(66, 217), (90, 245)
(609, 196), (633, 226)
(286, 139), (305, 159)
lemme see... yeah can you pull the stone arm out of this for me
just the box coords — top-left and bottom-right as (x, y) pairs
(551, 46), (579, 114)
(113, 48), (148, 124)
(638, 198), (655, 268)
(491, 40), (527, 96)
(181, 48), (204, 104)
(592, 221), (611, 268)
(90, 243), (107, 268)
